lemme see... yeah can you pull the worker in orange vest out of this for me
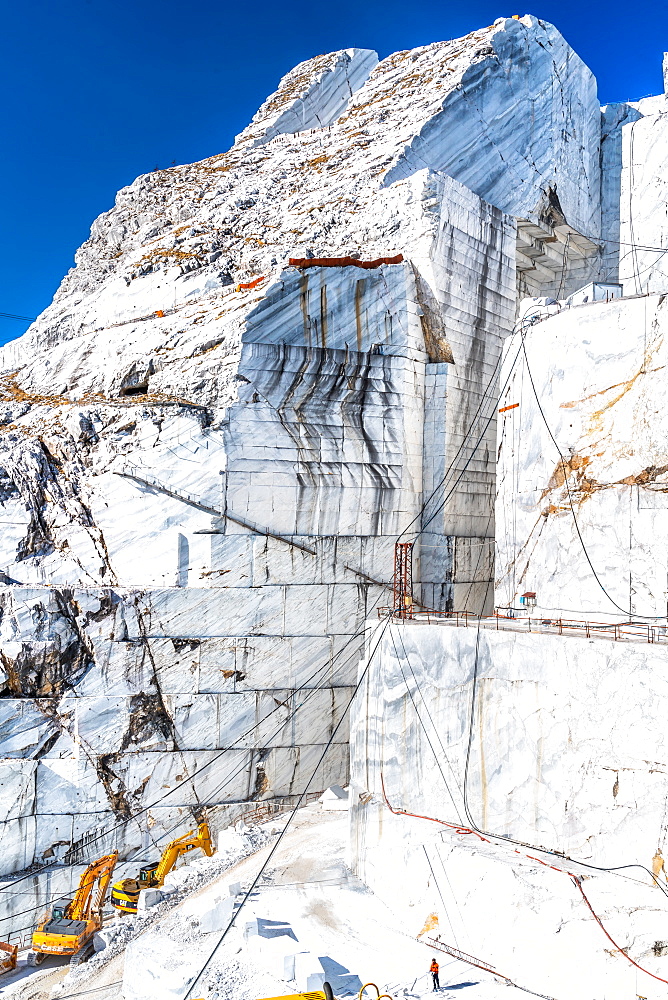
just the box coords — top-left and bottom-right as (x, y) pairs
(430, 958), (440, 990)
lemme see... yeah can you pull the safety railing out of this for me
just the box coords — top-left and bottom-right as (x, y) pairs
(235, 790), (323, 828)
(377, 607), (668, 645)
(4, 928), (33, 950)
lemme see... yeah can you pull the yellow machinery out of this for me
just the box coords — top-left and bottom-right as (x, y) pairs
(255, 989), (334, 1000)
(111, 821), (213, 914)
(0, 941), (18, 975)
(28, 852), (118, 966)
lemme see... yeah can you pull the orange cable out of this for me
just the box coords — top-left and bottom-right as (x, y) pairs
(381, 779), (668, 986)
(380, 773), (486, 839)
(572, 876), (668, 985)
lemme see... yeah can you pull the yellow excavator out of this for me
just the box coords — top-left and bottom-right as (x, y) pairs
(110, 821), (213, 914)
(28, 852), (118, 966)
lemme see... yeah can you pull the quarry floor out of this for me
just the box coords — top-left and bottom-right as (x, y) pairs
(0, 805), (512, 1000)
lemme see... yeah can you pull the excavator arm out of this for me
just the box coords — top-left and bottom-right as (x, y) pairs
(30, 852), (118, 964)
(90, 855), (118, 918)
(68, 853), (118, 921)
(154, 822), (213, 885)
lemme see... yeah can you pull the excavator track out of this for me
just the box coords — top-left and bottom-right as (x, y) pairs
(70, 940), (95, 966)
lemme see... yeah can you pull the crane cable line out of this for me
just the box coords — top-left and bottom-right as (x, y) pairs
(0, 652), (360, 927)
(175, 326), (541, 1000)
(457, 576), (668, 894)
(0, 312), (35, 322)
(181, 616), (391, 1000)
(387, 615), (668, 900)
(0, 613), (373, 904)
(385, 618), (668, 986)
(0, 315), (525, 907)
(410, 297), (567, 543)
(0, 315), (643, 919)
(0, 631), (376, 928)
(398, 327), (527, 546)
(519, 330), (668, 618)
(0, 622), (368, 912)
(419, 843), (557, 1000)
(0, 334), (523, 939)
(0, 270), (609, 939)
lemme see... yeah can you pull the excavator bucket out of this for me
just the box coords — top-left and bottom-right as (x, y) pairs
(0, 941), (17, 975)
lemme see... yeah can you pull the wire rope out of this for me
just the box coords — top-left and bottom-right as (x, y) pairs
(388, 626), (463, 823)
(0, 612), (375, 915)
(181, 617), (390, 1000)
(519, 331), (668, 618)
(383, 591), (668, 899)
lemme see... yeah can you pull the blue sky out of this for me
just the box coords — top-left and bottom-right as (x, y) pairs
(2, 0), (666, 347)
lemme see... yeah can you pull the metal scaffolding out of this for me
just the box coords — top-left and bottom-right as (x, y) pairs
(392, 542), (414, 619)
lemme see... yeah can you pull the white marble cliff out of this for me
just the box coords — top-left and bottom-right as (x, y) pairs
(495, 65), (668, 620)
(0, 13), (608, 939)
(348, 38), (668, 1000)
(349, 620), (668, 1000)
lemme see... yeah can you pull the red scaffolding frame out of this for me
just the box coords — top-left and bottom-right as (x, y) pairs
(392, 542), (414, 618)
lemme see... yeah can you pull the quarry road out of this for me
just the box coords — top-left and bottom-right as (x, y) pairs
(45, 806), (516, 1000)
(0, 958), (69, 1000)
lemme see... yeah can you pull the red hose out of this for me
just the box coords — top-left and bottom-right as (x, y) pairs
(380, 775), (667, 985)
(379, 773), (488, 840)
(572, 876), (668, 985)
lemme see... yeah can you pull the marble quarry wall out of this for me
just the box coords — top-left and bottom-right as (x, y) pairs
(505, 43), (668, 614)
(0, 13), (612, 933)
(620, 108), (668, 294)
(0, 173), (515, 895)
(346, 38), (668, 1000)
(349, 620), (668, 1000)
(495, 292), (668, 620)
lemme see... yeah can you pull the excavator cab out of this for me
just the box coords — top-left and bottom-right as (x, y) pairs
(139, 862), (160, 886)
(108, 878), (141, 912)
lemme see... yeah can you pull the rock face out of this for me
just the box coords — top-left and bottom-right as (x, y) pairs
(0, 14), (604, 907)
(496, 292), (668, 619)
(495, 61), (668, 620)
(620, 110), (668, 294)
(349, 621), (668, 1000)
(347, 37), (668, 1000)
